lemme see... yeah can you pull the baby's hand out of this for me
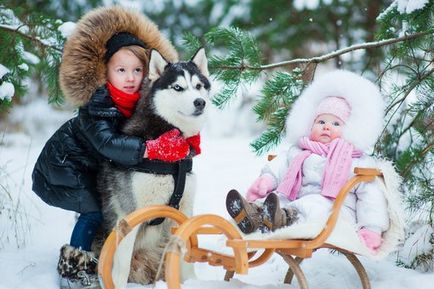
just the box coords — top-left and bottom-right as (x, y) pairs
(246, 174), (274, 202)
(358, 228), (383, 253)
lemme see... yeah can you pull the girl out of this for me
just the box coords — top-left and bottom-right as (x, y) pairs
(31, 6), (184, 289)
(226, 70), (390, 254)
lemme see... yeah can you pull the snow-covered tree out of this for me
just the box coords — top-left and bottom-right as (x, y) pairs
(376, 0), (434, 272)
(0, 1), (103, 113)
(0, 6), (65, 111)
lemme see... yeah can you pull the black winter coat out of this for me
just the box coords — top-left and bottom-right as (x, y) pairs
(32, 88), (146, 213)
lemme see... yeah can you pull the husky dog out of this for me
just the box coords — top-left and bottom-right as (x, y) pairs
(97, 48), (210, 288)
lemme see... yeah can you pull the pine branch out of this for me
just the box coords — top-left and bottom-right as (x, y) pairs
(181, 32), (203, 59)
(0, 24), (62, 53)
(213, 30), (433, 71)
(379, 68), (434, 141)
(402, 142), (434, 177)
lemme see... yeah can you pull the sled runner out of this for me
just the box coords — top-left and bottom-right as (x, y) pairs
(98, 166), (403, 289)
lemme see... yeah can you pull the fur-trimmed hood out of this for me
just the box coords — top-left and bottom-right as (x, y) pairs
(59, 6), (178, 106)
(285, 70), (384, 152)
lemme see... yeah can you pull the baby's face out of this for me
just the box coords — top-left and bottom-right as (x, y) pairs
(106, 48), (144, 94)
(310, 113), (344, 143)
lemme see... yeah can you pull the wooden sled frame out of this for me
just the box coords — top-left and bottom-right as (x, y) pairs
(98, 167), (382, 289)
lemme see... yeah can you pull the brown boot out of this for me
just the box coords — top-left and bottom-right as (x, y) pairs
(57, 244), (100, 289)
(226, 189), (262, 234)
(262, 193), (298, 232)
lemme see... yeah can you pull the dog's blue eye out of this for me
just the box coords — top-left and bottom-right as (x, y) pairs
(195, 83), (202, 90)
(172, 84), (184, 91)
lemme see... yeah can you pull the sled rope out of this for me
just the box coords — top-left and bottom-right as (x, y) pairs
(153, 235), (187, 287)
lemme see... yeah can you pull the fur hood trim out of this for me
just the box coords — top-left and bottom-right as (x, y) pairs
(285, 70), (384, 152)
(59, 6), (178, 106)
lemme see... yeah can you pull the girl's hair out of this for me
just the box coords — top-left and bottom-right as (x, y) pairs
(119, 45), (149, 74)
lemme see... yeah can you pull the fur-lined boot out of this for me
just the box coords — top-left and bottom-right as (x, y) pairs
(226, 189), (263, 234)
(262, 193), (299, 232)
(57, 244), (100, 289)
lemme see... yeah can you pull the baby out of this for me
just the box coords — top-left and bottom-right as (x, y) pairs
(227, 70), (390, 254)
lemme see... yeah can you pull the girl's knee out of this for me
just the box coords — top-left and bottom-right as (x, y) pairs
(78, 211), (103, 225)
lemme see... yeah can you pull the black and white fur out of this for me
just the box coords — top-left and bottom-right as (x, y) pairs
(97, 48), (210, 288)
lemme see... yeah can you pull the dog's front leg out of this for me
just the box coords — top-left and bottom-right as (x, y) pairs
(112, 221), (140, 289)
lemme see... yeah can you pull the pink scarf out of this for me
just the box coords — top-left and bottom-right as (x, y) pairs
(276, 137), (363, 200)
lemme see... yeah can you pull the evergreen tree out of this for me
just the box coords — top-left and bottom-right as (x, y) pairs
(0, 1), (102, 114)
(0, 5), (64, 111)
(376, 0), (434, 271)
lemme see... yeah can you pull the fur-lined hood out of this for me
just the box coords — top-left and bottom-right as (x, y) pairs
(59, 6), (178, 106)
(285, 70), (384, 152)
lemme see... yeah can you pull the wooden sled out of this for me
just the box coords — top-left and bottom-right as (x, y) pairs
(98, 167), (384, 289)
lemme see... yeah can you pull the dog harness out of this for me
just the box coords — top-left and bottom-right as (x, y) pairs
(127, 158), (193, 226)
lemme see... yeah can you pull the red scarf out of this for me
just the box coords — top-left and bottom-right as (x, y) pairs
(186, 134), (201, 155)
(106, 82), (140, 118)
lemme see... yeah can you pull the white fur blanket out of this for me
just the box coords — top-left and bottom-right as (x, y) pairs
(240, 160), (405, 260)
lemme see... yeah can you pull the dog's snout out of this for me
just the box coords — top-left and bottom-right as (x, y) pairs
(194, 98), (206, 110)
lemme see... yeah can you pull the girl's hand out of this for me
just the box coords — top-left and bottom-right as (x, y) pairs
(145, 129), (190, 162)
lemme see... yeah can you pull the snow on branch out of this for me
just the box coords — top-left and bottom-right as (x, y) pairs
(214, 30), (433, 71)
(0, 24), (62, 53)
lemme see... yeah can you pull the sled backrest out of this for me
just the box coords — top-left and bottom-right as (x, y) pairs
(311, 167), (383, 247)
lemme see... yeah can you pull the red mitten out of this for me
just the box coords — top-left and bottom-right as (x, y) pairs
(186, 134), (201, 155)
(146, 129), (190, 162)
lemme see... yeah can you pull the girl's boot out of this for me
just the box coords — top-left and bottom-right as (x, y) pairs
(57, 244), (100, 289)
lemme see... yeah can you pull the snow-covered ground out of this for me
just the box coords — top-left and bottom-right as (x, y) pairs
(1, 99), (434, 289)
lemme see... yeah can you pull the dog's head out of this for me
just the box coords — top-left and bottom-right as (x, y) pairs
(148, 48), (210, 137)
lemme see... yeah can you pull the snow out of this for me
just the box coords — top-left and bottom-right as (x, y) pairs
(1, 99), (434, 289)
(18, 63), (29, 72)
(22, 51), (40, 65)
(400, 224), (434, 272)
(0, 64), (10, 79)
(294, 0), (333, 10)
(0, 81), (14, 101)
(57, 22), (76, 39)
(396, 0), (430, 14)
(0, 8), (22, 29)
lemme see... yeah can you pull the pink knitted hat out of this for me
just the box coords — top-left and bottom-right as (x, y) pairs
(315, 96), (351, 123)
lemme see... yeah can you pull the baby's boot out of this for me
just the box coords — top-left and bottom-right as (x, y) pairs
(262, 193), (298, 232)
(226, 189), (263, 234)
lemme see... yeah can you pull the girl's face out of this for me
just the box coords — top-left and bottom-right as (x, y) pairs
(310, 113), (344, 143)
(107, 48), (144, 94)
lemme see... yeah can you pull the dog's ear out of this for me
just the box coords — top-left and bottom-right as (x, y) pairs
(148, 49), (169, 82)
(191, 48), (209, 78)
